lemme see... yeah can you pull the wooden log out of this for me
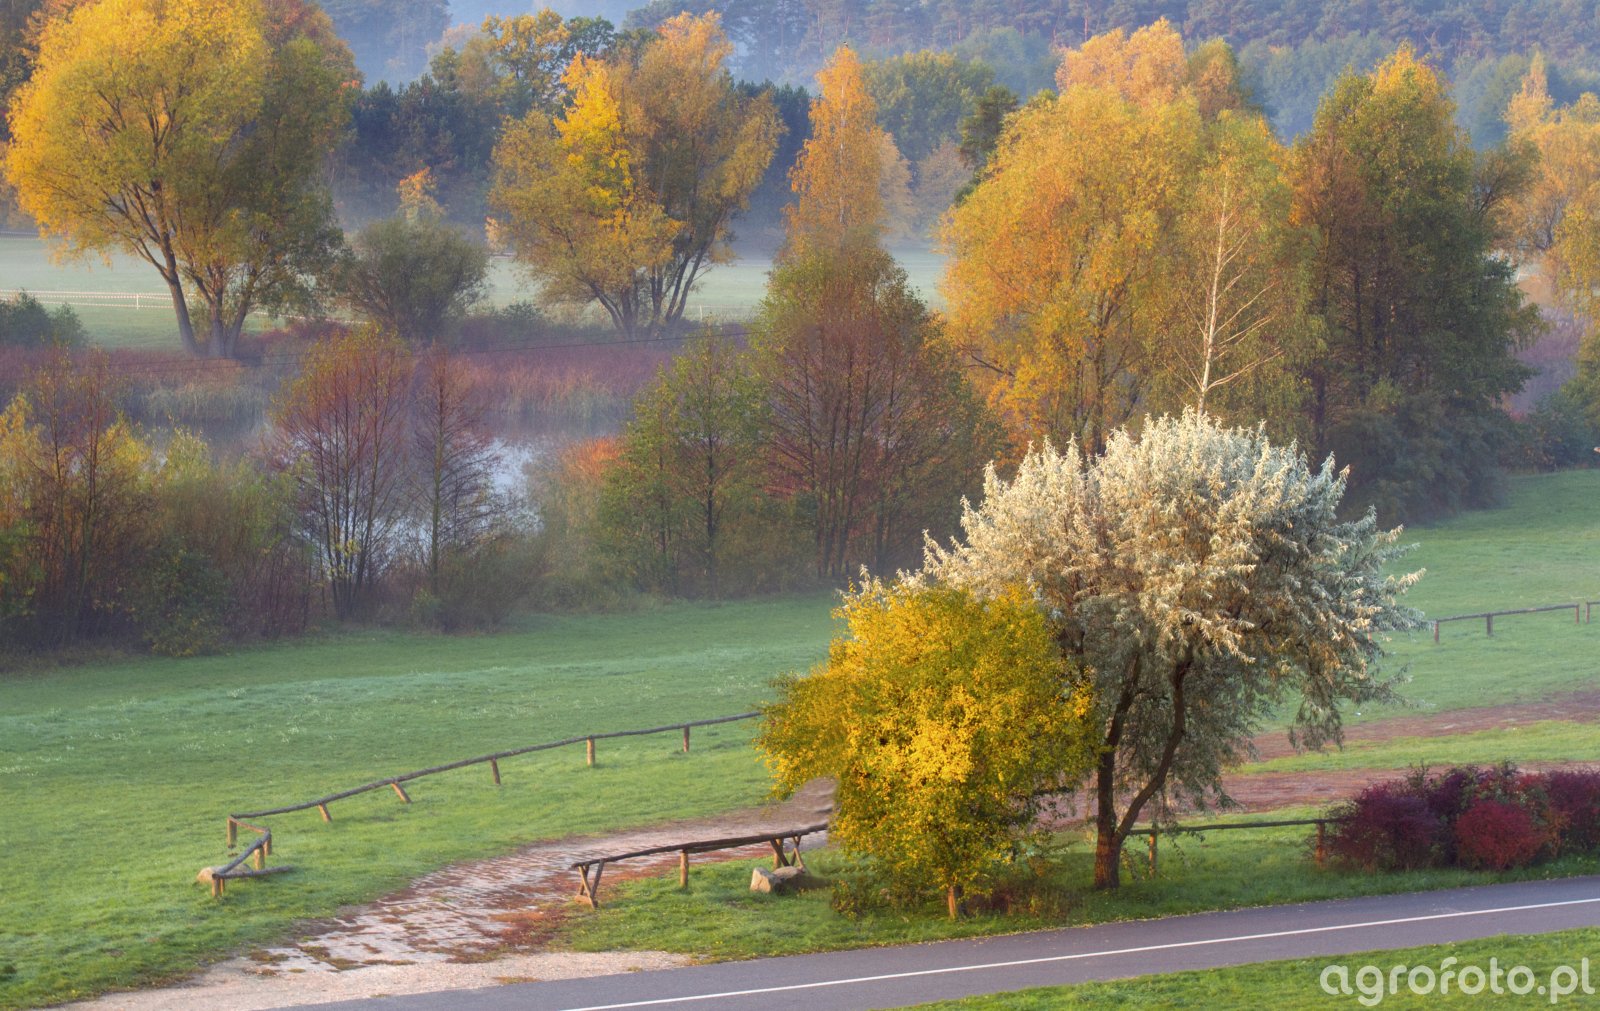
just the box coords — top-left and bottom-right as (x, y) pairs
(586, 737), (595, 766)
(771, 838), (786, 868)
(254, 846), (266, 870)
(682, 726), (690, 753)
(391, 781), (411, 804)
(226, 819), (237, 849)
(318, 803), (331, 822)
(217, 865), (295, 879)
(679, 850), (689, 889)
(490, 758), (501, 786)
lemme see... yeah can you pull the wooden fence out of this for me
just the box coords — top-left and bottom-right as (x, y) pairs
(197, 820), (291, 897)
(1127, 817), (1330, 878)
(206, 710), (762, 893)
(570, 822), (829, 908)
(1430, 600), (1600, 642)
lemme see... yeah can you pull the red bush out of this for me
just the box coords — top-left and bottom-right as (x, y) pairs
(1455, 799), (1545, 870)
(1326, 782), (1447, 871)
(1545, 769), (1600, 854)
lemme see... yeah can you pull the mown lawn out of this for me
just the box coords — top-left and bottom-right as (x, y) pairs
(0, 596), (835, 1009)
(910, 928), (1600, 1009)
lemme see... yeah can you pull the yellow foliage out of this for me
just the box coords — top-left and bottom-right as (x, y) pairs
(759, 583), (1096, 909)
(1056, 19), (1188, 108)
(489, 13), (777, 337)
(784, 46), (894, 258)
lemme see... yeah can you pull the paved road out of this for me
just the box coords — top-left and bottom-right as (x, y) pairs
(299, 876), (1600, 1011)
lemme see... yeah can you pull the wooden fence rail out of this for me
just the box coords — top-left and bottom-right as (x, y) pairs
(1430, 601), (1600, 642)
(208, 711), (763, 891)
(570, 822), (830, 908)
(1127, 818), (1330, 877)
(199, 820), (292, 897)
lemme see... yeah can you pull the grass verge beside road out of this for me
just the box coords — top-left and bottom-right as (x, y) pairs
(908, 928), (1600, 1009)
(562, 819), (1600, 960)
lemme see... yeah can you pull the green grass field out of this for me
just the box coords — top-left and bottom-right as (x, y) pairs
(1, 469), (1597, 1007)
(909, 928), (1600, 1009)
(1, 234), (948, 349)
(0, 597), (835, 1009)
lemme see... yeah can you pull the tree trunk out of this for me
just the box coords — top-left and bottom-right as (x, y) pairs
(165, 277), (201, 356)
(1092, 748), (1122, 890)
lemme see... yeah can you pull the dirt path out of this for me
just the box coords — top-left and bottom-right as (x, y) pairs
(65, 693), (1600, 1010)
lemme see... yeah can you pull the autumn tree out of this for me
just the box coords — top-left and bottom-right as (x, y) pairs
(0, 350), (153, 644)
(272, 329), (412, 619)
(489, 13), (779, 338)
(762, 44), (997, 579)
(5, 0), (352, 357)
(1291, 48), (1537, 518)
(783, 45), (895, 259)
(1499, 57), (1600, 427)
(334, 213), (489, 345)
(601, 334), (762, 597)
(922, 412), (1422, 890)
(759, 582), (1096, 917)
(409, 348), (499, 597)
(944, 22), (1202, 451)
(1159, 109), (1307, 421)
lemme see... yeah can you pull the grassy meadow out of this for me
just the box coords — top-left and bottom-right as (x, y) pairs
(0, 597), (836, 1008)
(0, 469), (1596, 1006)
(0, 234), (949, 350)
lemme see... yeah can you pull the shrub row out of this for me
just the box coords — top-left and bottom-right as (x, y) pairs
(1325, 764), (1600, 872)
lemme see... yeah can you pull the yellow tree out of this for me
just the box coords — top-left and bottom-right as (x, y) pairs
(490, 13), (778, 338)
(759, 582), (1096, 917)
(944, 22), (1304, 450)
(6, 0), (352, 357)
(783, 45), (903, 259)
(943, 66), (1201, 450)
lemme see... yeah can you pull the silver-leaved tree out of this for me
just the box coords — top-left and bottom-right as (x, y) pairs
(920, 410), (1423, 889)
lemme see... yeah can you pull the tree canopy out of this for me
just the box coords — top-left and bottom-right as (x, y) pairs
(489, 13), (779, 338)
(5, 0), (352, 357)
(759, 582), (1096, 917)
(921, 411), (1422, 889)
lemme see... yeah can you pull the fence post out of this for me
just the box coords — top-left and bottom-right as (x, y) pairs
(490, 758), (501, 785)
(679, 850), (689, 888)
(682, 726), (691, 753)
(318, 803), (331, 822)
(1315, 821), (1327, 868)
(1148, 828), (1158, 877)
(226, 818), (237, 848)
(1486, 613), (1493, 637)
(586, 737), (596, 766)
(1433, 620), (1440, 643)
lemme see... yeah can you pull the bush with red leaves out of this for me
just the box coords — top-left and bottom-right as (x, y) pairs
(1325, 781), (1448, 871)
(1454, 799), (1545, 870)
(1545, 770), (1600, 854)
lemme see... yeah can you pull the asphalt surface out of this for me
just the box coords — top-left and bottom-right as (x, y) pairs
(297, 875), (1600, 1011)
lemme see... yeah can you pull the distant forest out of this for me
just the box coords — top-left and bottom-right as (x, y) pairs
(310, 0), (1600, 143)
